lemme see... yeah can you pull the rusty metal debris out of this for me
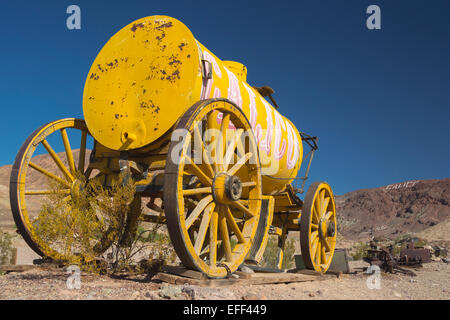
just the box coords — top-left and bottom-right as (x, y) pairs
(362, 241), (432, 277)
(399, 242), (431, 265)
(433, 246), (448, 258)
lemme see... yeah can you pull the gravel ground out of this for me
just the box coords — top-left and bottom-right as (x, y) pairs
(0, 260), (449, 300)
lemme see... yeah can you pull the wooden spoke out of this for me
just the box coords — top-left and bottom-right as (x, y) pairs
(183, 186), (212, 196)
(206, 111), (220, 173)
(319, 190), (325, 210)
(60, 128), (76, 175)
(311, 223), (319, 231)
(193, 203), (214, 254)
(241, 181), (256, 188)
(209, 207), (219, 266)
(321, 196), (330, 216)
(184, 156), (212, 186)
(321, 245), (327, 264)
(311, 231), (318, 242)
(185, 195), (213, 229)
(314, 197), (321, 220)
(235, 132), (246, 158)
(193, 123), (214, 178)
(25, 189), (70, 196)
(216, 113), (230, 169)
(312, 207), (320, 224)
(223, 206), (246, 243)
(78, 130), (87, 173)
(28, 162), (71, 189)
(41, 139), (74, 182)
(230, 200), (255, 218)
(223, 129), (243, 172)
(323, 237), (331, 252)
(218, 206), (233, 261)
(206, 110), (220, 131)
(311, 236), (320, 263)
(315, 241), (322, 266)
(227, 152), (252, 176)
(324, 211), (333, 221)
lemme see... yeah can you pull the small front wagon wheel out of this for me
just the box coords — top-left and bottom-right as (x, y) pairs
(164, 99), (262, 278)
(10, 119), (94, 258)
(9, 118), (125, 260)
(300, 182), (337, 273)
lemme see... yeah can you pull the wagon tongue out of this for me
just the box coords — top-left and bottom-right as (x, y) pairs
(82, 16), (200, 151)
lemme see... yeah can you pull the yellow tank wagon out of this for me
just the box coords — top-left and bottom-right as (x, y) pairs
(10, 16), (337, 278)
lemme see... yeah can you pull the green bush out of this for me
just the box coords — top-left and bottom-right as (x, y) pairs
(0, 230), (15, 265)
(261, 236), (296, 270)
(34, 173), (176, 274)
(351, 241), (370, 260)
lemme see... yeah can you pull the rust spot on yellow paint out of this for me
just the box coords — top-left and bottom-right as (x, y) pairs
(165, 70), (180, 82)
(131, 23), (145, 32)
(169, 55), (182, 66)
(155, 21), (173, 30)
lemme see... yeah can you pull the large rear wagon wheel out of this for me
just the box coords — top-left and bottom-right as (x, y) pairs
(9, 118), (119, 260)
(300, 182), (337, 273)
(165, 99), (262, 278)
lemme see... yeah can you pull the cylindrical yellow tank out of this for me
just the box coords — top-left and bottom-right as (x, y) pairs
(83, 15), (302, 193)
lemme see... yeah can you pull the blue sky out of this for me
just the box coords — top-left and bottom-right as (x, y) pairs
(0, 0), (449, 195)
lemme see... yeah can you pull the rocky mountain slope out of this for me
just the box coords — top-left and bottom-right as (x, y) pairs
(336, 178), (450, 240)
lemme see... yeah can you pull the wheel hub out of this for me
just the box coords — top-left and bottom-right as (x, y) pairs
(318, 218), (335, 239)
(212, 173), (242, 203)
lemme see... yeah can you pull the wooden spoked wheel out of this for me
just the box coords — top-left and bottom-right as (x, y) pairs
(300, 182), (337, 273)
(165, 99), (262, 278)
(9, 118), (112, 259)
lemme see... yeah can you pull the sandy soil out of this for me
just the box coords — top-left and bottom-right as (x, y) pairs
(2, 227), (449, 300)
(1, 259), (448, 300)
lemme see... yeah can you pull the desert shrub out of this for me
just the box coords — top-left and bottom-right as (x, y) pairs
(0, 230), (15, 265)
(34, 175), (105, 268)
(390, 234), (428, 255)
(261, 236), (296, 270)
(414, 238), (428, 248)
(351, 241), (370, 260)
(34, 173), (176, 274)
(390, 244), (403, 256)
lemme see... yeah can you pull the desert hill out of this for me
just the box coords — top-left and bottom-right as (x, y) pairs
(336, 178), (450, 240)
